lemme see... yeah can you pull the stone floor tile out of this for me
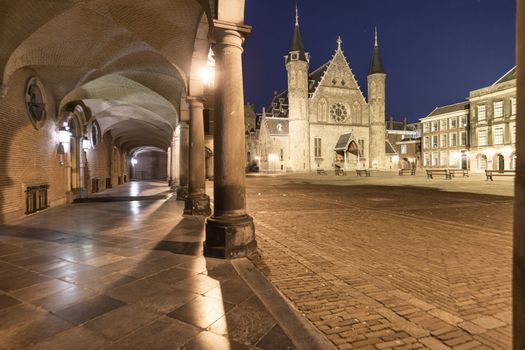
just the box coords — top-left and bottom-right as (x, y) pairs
(173, 273), (221, 295)
(0, 270), (51, 291)
(255, 324), (297, 350)
(181, 331), (250, 350)
(11, 279), (74, 302)
(205, 277), (253, 305)
(29, 326), (111, 350)
(83, 304), (159, 340)
(471, 315), (506, 330)
(0, 312), (73, 349)
(105, 317), (199, 350)
(52, 294), (126, 325)
(208, 295), (276, 346)
(167, 295), (235, 329)
(0, 294), (21, 310)
(147, 267), (198, 286)
(32, 285), (95, 311)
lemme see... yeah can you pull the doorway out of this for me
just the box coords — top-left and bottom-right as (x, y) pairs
(498, 154), (505, 172)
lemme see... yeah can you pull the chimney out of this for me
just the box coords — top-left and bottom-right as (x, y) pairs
(403, 117), (407, 130)
(389, 117), (394, 130)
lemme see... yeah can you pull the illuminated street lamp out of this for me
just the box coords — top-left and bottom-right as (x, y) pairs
(200, 48), (215, 86)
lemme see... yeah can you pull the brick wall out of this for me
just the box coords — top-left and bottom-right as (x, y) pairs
(131, 151), (167, 180)
(0, 68), (66, 223)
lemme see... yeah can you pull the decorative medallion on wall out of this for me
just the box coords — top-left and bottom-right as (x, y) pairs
(90, 121), (101, 148)
(25, 77), (46, 129)
(330, 103), (348, 123)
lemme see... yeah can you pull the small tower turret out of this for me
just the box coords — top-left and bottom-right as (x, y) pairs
(367, 27), (387, 169)
(286, 5), (310, 171)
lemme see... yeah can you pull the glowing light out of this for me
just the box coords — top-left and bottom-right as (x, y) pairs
(82, 138), (91, 151)
(268, 154), (279, 161)
(58, 127), (72, 144)
(131, 158), (138, 166)
(255, 156), (260, 161)
(392, 156), (399, 162)
(200, 66), (215, 86)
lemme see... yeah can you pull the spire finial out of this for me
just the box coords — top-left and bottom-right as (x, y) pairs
(295, 3), (299, 26)
(337, 36), (342, 51)
(374, 26), (378, 47)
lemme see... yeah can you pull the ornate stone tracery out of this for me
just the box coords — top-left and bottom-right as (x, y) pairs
(330, 102), (348, 123)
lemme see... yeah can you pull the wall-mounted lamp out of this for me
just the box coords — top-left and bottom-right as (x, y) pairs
(200, 48), (215, 86)
(58, 126), (71, 144)
(131, 158), (138, 166)
(82, 137), (91, 151)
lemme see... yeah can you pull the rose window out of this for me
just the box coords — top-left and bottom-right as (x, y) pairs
(330, 103), (348, 123)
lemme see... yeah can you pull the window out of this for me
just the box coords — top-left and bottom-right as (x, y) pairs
(440, 119), (447, 131)
(494, 127), (504, 145)
(440, 134), (447, 148)
(494, 101), (503, 119)
(280, 148), (284, 161)
(25, 77), (47, 130)
(330, 103), (348, 123)
(478, 155), (487, 170)
(424, 136), (430, 149)
(423, 122), (430, 133)
(440, 152), (447, 167)
(512, 125), (516, 144)
(477, 105), (486, 122)
(401, 144), (407, 154)
(314, 138), (322, 157)
(511, 98), (517, 116)
(432, 135), (438, 148)
(449, 117), (457, 129)
(460, 131), (467, 146)
(432, 121), (438, 132)
(424, 153), (430, 167)
(358, 139), (365, 157)
(432, 152), (438, 166)
(460, 115), (468, 128)
(204, 109), (211, 135)
(478, 130), (487, 146)
(90, 122), (101, 148)
(450, 133), (457, 147)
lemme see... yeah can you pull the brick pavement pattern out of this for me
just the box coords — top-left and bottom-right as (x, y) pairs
(247, 173), (513, 350)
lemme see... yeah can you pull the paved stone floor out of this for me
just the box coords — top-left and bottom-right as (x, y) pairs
(0, 182), (296, 349)
(246, 171), (513, 350)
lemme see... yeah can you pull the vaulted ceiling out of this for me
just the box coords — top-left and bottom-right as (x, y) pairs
(0, 0), (216, 152)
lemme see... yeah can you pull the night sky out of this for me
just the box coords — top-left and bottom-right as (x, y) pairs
(243, 0), (516, 122)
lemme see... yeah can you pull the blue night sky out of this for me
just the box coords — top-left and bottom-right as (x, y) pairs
(243, 0), (516, 122)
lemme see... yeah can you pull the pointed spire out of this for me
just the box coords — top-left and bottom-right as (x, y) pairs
(368, 26), (385, 75)
(336, 36), (342, 51)
(287, 3), (308, 63)
(295, 3), (299, 26)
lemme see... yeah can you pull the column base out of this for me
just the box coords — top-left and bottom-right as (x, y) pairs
(204, 215), (257, 259)
(175, 186), (188, 201)
(184, 193), (211, 216)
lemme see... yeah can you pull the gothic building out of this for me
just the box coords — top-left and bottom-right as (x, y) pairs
(250, 11), (390, 172)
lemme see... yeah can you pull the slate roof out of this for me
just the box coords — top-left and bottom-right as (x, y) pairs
(426, 101), (470, 118)
(266, 118), (289, 135)
(493, 66), (516, 85)
(334, 133), (353, 151)
(287, 24), (308, 62)
(368, 45), (385, 75)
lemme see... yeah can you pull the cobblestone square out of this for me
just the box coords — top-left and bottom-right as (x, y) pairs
(246, 172), (513, 349)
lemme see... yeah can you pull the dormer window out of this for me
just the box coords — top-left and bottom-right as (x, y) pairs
(291, 52), (299, 61)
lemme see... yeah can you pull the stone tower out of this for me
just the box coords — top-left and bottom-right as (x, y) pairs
(286, 6), (310, 172)
(367, 28), (386, 169)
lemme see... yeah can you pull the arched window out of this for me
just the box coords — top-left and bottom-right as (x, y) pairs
(90, 121), (101, 148)
(477, 154), (487, 170)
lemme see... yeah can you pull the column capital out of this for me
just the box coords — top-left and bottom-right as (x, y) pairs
(211, 20), (252, 50)
(187, 96), (206, 108)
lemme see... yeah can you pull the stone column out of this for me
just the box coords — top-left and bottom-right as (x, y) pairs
(205, 22), (257, 259)
(184, 97), (211, 216)
(171, 131), (180, 190)
(176, 121), (189, 200)
(514, 0), (524, 348)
